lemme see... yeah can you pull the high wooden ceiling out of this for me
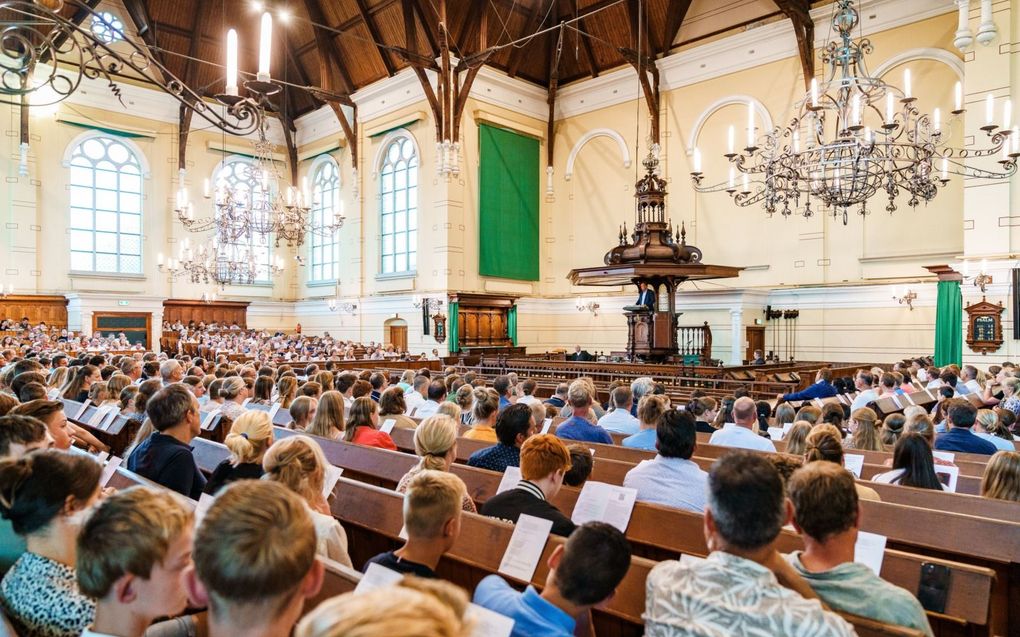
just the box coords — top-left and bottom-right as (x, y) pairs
(60, 0), (817, 120)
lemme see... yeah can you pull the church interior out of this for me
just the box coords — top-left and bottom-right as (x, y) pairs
(1, 1), (1020, 636)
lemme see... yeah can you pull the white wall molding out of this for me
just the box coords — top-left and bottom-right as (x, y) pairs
(564, 128), (632, 180)
(871, 47), (965, 81)
(686, 97), (775, 156)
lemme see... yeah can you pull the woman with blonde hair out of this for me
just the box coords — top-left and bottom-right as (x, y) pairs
(980, 450), (1020, 502)
(217, 377), (248, 421)
(314, 370), (335, 392)
(276, 375), (298, 409)
(204, 410), (272, 495)
(397, 415), (477, 513)
(87, 381), (110, 407)
(803, 424), (881, 501)
(974, 409), (1016, 451)
(104, 374), (132, 406)
(879, 413), (905, 450)
(455, 385), (474, 426)
(436, 401), (461, 421)
(306, 390), (345, 441)
(782, 421), (813, 456)
(844, 407), (883, 452)
(262, 435), (353, 567)
(345, 396), (397, 450)
(464, 388), (499, 442)
(46, 366), (68, 391)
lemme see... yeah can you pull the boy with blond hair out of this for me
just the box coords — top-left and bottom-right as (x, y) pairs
(185, 481), (323, 637)
(364, 470), (467, 579)
(77, 487), (194, 637)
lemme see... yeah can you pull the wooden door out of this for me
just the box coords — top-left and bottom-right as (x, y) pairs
(745, 325), (765, 362)
(388, 325), (408, 352)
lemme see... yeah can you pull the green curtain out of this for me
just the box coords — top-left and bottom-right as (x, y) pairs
(508, 305), (518, 346)
(448, 301), (459, 353)
(478, 124), (540, 281)
(934, 280), (962, 367)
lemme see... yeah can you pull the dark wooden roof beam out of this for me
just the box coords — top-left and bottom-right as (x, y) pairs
(353, 0), (397, 76)
(122, 0), (168, 69)
(626, 0), (659, 59)
(507, 0), (553, 79)
(302, 0), (355, 94)
(774, 0), (815, 87)
(662, 0), (694, 54)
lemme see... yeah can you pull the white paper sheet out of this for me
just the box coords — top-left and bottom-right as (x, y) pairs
(268, 402), (282, 420)
(87, 405), (113, 427)
(201, 408), (222, 431)
(844, 454), (865, 479)
(379, 418), (397, 434)
(540, 418), (552, 434)
(767, 426), (785, 441)
(854, 530), (887, 575)
(782, 421), (794, 434)
(95, 451), (109, 464)
(497, 513), (553, 581)
(932, 450), (955, 463)
(194, 493), (215, 526)
(497, 466), (522, 494)
(74, 400), (91, 421)
(570, 481), (638, 532)
(466, 604), (515, 637)
(354, 563), (404, 594)
(99, 456), (122, 487)
(934, 464), (959, 493)
(322, 464), (344, 499)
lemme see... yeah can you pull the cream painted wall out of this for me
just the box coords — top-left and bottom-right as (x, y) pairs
(1, 4), (1009, 363)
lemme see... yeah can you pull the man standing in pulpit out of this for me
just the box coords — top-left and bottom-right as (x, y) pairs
(637, 282), (656, 311)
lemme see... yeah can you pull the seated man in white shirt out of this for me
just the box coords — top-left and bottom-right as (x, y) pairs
(708, 396), (776, 452)
(414, 380), (447, 419)
(622, 409), (707, 512)
(849, 371), (878, 412)
(403, 375), (429, 416)
(515, 379), (541, 407)
(644, 452), (855, 637)
(597, 386), (640, 435)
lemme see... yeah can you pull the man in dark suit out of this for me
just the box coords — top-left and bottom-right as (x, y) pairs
(567, 345), (593, 362)
(637, 282), (656, 311)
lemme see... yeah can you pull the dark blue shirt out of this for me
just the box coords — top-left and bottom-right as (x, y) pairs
(781, 380), (838, 402)
(555, 415), (613, 444)
(126, 432), (206, 500)
(544, 396), (565, 409)
(467, 444), (520, 472)
(934, 427), (999, 455)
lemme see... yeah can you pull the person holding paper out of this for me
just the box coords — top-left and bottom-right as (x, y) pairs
(468, 404), (537, 473)
(480, 434), (576, 536)
(474, 522), (632, 637)
(185, 481), (324, 637)
(364, 470), (467, 579)
(623, 410), (708, 513)
(644, 453), (855, 637)
(262, 435), (353, 567)
(77, 487), (197, 637)
(785, 463), (934, 636)
(555, 382), (613, 445)
(204, 410), (270, 496)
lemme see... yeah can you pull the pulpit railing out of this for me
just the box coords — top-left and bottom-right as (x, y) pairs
(678, 322), (712, 361)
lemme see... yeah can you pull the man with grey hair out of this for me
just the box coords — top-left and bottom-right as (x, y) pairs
(630, 376), (655, 417)
(709, 396), (776, 451)
(555, 381), (613, 444)
(644, 453), (854, 636)
(126, 384), (206, 499)
(159, 359), (184, 386)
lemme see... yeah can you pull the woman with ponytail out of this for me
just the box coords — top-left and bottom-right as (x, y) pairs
(396, 415), (477, 513)
(0, 450), (102, 637)
(276, 375), (298, 410)
(204, 410), (272, 495)
(802, 424), (881, 502)
(687, 396), (718, 434)
(262, 435), (352, 567)
(59, 365), (99, 402)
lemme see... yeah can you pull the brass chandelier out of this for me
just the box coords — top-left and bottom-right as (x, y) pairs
(158, 236), (285, 287)
(690, 0), (1017, 225)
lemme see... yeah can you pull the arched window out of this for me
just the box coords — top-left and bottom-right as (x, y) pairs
(213, 157), (272, 283)
(379, 134), (418, 275)
(68, 134), (143, 274)
(309, 157), (340, 282)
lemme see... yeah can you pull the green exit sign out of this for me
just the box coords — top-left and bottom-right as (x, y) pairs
(118, 300), (129, 306)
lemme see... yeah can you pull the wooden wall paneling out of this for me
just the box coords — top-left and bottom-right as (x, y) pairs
(162, 300), (251, 328)
(0, 295), (69, 328)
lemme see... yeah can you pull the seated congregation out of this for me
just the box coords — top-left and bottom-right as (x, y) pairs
(0, 347), (1017, 637)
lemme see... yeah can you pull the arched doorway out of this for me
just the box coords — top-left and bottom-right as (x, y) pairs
(383, 317), (408, 352)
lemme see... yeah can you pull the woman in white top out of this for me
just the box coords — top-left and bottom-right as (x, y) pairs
(262, 435), (353, 567)
(871, 433), (946, 491)
(217, 377), (248, 422)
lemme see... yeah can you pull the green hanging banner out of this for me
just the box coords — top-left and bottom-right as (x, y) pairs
(508, 305), (518, 346)
(934, 280), (962, 367)
(448, 302), (459, 353)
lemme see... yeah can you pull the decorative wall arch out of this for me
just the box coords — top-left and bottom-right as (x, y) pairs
(61, 129), (151, 178)
(872, 48), (964, 83)
(687, 96), (774, 156)
(564, 128), (632, 181)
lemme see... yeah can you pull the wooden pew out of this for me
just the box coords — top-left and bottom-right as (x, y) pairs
(188, 435), (998, 633)
(60, 399), (140, 457)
